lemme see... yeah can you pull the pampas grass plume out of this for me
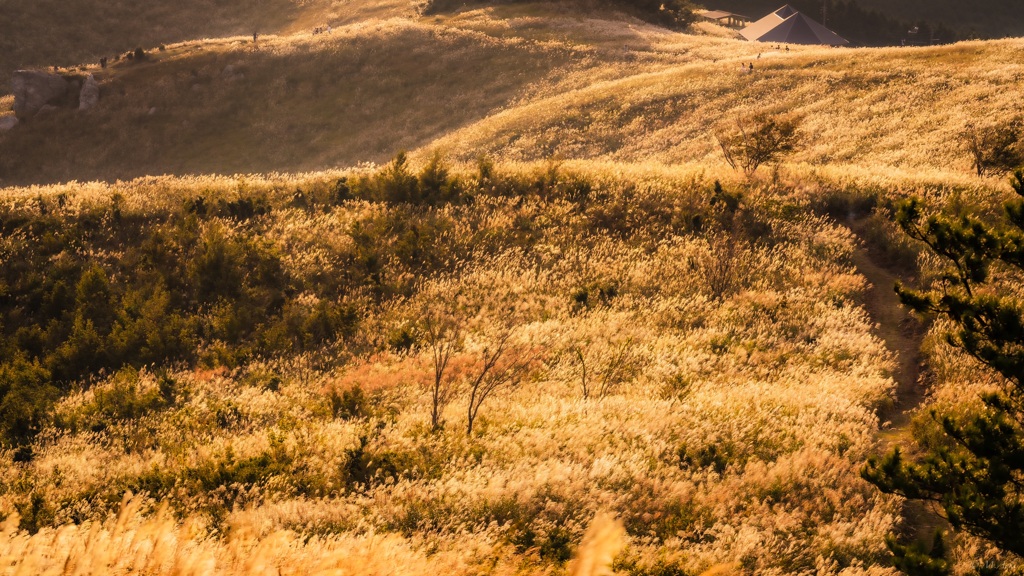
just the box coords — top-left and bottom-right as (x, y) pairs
(569, 513), (626, 576)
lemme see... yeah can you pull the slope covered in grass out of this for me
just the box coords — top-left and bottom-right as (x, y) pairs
(2, 9), (1022, 186)
(0, 162), (907, 574)
(0, 20), (579, 185)
(0, 0), (413, 95)
(4, 1), (1024, 572)
(429, 37), (1024, 176)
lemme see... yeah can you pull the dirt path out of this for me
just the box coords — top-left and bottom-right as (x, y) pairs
(850, 247), (926, 435)
(847, 218), (944, 545)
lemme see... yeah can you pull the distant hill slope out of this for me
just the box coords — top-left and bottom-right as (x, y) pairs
(708, 0), (1024, 39)
(0, 0), (413, 95)
(2, 8), (1023, 185)
(0, 19), (579, 185)
(426, 37), (1024, 176)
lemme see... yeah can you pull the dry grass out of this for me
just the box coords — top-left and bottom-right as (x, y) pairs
(0, 163), (917, 574)
(426, 37), (1024, 175)
(0, 19), (578, 185)
(3, 7), (1023, 186)
(0, 0), (414, 95)
(2, 3), (1023, 572)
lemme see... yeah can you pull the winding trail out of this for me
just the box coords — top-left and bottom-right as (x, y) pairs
(847, 217), (945, 545)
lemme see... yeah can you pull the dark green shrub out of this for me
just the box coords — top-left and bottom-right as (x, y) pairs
(570, 281), (619, 314)
(75, 266), (115, 335)
(387, 325), (417, 352)
(678, 443), (728, 474)
(189, 223), (246, 302)
(332, 177), (352, 203)
(418, 152), (462, 205)
(15, 492), (53, 534)
(342, 436), (407, 491)
(91, 368), (168, 422)
(330, 384), (369, 420)
(0, 357), (57, 445)
(377, 152), (419, 203)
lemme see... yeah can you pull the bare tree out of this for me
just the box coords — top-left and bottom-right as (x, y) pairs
(596, 338), (636, 398)
(715, 113), (801, 177)
(573, 337), (638, 400)
(700, 233), (745, 301)
(465, 328), (537, 436)
(962, 120), (1024, 177)
(574, 346), (591, 400)
(417, 301), (462, 430)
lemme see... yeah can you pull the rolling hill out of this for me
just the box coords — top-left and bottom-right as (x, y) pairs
(0, 0), (414, 96)
(2, 6), (1022, 185)
(2, 2), (1024, 574)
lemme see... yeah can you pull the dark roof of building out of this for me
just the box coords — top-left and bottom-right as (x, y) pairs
(740, 5), (849, 46)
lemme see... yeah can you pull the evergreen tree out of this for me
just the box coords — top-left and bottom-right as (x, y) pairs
(887, 530), (950, 576)
(863, 171), (1024, 559)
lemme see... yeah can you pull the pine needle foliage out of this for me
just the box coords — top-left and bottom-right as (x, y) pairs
(863, 171), (1024, 559)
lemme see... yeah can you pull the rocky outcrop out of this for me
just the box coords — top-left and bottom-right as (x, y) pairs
(79, 74), (100, 111)
(12, 70), (69, 119)
(11, 70), (102, 119)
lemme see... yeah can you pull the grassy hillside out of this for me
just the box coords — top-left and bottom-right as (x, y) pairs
(3, 3), (1024, 573)
(0, 162), (911, 574)
(2, 10), (1022, 186)
(427, 38), (1024, 175)
(0, 20), (580, 185)
(0, 0), (413, 95)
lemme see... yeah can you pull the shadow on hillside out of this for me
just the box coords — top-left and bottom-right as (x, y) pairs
(0, 0), (417, 99)
(0, 25), (569, 186)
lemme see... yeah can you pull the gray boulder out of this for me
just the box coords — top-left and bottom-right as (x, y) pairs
(79, 74), (100, 111)
(12, 70), (70, 119)
(0, 116), (18, 132)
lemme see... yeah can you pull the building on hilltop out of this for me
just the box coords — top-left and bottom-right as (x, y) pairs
(701, 10), (751, 29)
(740, 5), (849, 46)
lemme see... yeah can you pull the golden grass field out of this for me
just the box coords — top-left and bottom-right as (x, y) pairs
(2, 5), (1024, 185)
(1, 2), (1022, 575)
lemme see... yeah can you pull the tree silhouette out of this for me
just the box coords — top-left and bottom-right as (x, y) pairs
(864, 171), (1024, 561)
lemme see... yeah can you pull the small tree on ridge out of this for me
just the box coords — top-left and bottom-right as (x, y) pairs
(716, 113), (801, 178)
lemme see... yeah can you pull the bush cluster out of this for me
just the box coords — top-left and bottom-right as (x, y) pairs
(0, 156), (730, 449)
